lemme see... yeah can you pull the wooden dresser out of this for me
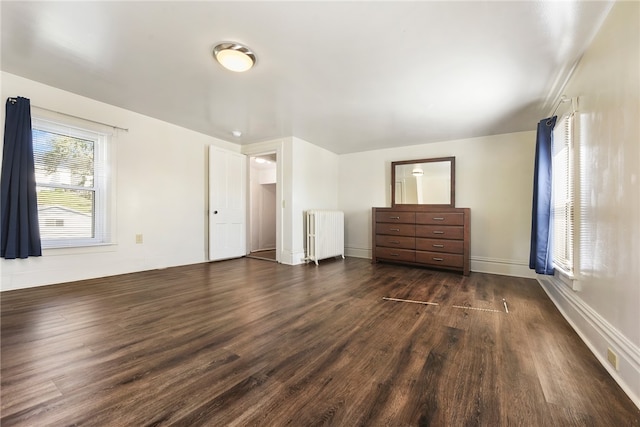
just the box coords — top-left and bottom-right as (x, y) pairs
(372, 206), (470, 275)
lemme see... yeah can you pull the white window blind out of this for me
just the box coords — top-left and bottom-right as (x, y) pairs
(32, 117), (110, 248)
(552, 113), (575, 274)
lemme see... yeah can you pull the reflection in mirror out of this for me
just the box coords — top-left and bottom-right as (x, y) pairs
(392, 157), (455, 207)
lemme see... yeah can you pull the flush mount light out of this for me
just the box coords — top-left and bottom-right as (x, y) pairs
(213, 42), (256, 72)
(231, 130), (242, 137)
(412, 167), (424, 176)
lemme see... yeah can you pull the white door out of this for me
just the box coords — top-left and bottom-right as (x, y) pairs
(209, 147), (247, 261)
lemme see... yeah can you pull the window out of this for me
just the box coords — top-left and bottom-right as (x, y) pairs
(32, 117), (111, 248)
(551, 113), (575, 274)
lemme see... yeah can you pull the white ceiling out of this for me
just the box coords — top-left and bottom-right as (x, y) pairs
(1, 1), (613, 154)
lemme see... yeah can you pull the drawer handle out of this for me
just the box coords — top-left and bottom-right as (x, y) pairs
(390, 240), (400, 244)
(433, 257), (444, 262)
(433, 231), (445, 234)
(389, 216), (400, 220)
(432, 244), (444, 248)
(390, 228), (400, 232)
(433, 217), (445, 221)
(391, 253), (400, 257)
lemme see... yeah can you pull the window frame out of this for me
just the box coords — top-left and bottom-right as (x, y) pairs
(551, 112), (577, 278)
(32, 116), (112, 249)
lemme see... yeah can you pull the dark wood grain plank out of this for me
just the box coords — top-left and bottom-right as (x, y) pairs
(1, 258), (638, 426)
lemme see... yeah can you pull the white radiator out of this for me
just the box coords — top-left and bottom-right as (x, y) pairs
(305, 210), (345, 265)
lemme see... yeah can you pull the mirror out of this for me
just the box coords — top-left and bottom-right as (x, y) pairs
(392, 157), (455, 207)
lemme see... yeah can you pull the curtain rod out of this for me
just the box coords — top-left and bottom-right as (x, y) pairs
(8, 98), (129, 132)
(551, 95), (572, 117)
(33, 105), (129, 132)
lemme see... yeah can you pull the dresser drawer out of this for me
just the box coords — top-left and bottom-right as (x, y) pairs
(375, 247), (416, 263)
(376, 235), (415, 249)
(372, 206), (470, 275)
(416, 238), (464, 254)
(415, 251), (464, 268)
(416, 225), (464, 240)
(375, 223), (416, 237)
(375, 211), (416, 223)
(416, 212), (464, 226)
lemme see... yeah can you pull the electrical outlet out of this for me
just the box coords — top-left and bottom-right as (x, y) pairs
(607, 348), (619, 370)
(135, 234), (143, 244)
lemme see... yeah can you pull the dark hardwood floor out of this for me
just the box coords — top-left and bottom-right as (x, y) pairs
(246, 249), (277, 262)
(1, 258), (638, 426)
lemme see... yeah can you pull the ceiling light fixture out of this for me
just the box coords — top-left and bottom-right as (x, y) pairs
(213, 42), (256, 72)
(231, 130), (242, 137)
(412, 167), (424, 177)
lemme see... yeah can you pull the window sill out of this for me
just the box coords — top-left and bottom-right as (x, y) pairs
(42, 242), (117, 256)
(553, 266), (581, 291)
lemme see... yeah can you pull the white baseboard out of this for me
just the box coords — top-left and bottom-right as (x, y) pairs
(345, 246), (371, 259)
(343, 250), (535, 278)
(279, 250), (306, 265)
(471, 256), (536, 278)
(538, 275), (640, 410)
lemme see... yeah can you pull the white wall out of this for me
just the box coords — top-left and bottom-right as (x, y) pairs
(249, 161), (276, 251)
(287, 137), (339, 264)
(339, 131), (536, 278)
(242, 139), (285, 263)
(1, 72), (239, 291)
(536, 1), (640, 408)
(242, 137), (339, 265)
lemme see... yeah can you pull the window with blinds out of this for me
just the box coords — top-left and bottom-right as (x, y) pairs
(551, 113), (575, 274)
(32, 117), (110, 248)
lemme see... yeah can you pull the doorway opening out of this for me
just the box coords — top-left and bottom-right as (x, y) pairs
(247, 153), (277, 262)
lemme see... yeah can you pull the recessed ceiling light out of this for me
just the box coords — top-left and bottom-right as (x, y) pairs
(231, 130), (242, 137)
(213, 42), (256, 72)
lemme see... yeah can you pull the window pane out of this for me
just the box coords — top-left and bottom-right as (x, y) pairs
(31, 117), (110, 248)
(36, 187), (95, 239)
(33, 129), (95, 188)
(551, 113), (575, 274)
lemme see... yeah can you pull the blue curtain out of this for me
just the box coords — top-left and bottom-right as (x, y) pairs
(1, 97), (42, 259)
(529, 116), (556, 275)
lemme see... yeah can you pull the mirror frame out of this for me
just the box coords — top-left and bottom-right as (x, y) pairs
(391, 156), (455, 207)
